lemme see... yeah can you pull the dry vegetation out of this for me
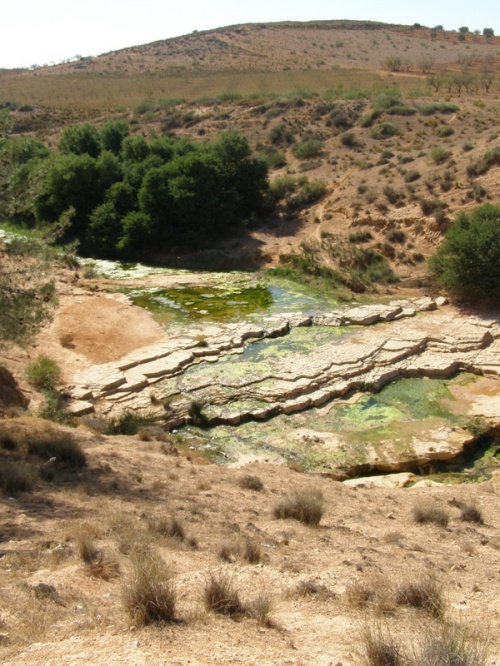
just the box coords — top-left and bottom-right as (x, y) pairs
(1, 18), (500, 664)
(1, 417), (499, 663)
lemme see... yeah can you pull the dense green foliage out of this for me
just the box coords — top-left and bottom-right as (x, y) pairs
(0, 236), (57, 346)
(429, 204), (500, 301)
(1, 122), (269, 258)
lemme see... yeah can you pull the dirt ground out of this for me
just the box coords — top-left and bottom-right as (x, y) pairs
(1, 417), (500, 665)
(1, 266), (500, 665)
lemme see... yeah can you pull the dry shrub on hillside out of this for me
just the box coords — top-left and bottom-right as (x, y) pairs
(123, 548), (177, 625)
(0, 459), (36, 494)
(362, 624), (402, 666)
(459, 503), (484, 524)
(78, 534), (120, 581)
(395, 575), (444, 618)
(273, 488), (325, 525)
(412, 502), (449, 528)
(204, 571), (245, 617)
(238, 474), (264, 491)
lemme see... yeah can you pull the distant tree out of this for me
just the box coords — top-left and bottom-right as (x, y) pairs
(457, 32), (466, 42)
(0, 236), (57, 346)
(99, 119), (129, 155)
(483, 27), (494, 40)
(58, 122), (101, 158)
(429, 204), (500, 301)
(385, 56), (402, 72)
(459, 26), (469, 34)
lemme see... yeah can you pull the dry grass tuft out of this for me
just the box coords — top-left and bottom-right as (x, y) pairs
(273, 488), (325, 525)
(238, 474), (264, 491)
(148, 515), (186, 541)
(460, 503), (484, 524)
(218, 542), (239, 563)
(395, 576), (444, 618)
(78, 535), (120, 581)
(204, 571), (245, 617)
(123, 549), (177, 625)
(0, 459), (36, 494)
(413, 623), (489, 666)
(412, 502), (449, 528)
(243, 538), (262, 564)
(363, 625), (402, 666)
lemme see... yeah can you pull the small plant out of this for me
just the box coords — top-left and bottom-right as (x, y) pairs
(78, 534), (120, 581)
(340, 131), (358, 148)
(293, 139), (323, 159)
(188, 399), (208, 425)
(27, 432), (86, 468)
(59, 332), (75, 348)
(412, 502), (449, 527)
(243, 538), (262, 564)
(273, 488), (324, 525)
(363, 625), (402, 666)
(370, 123), (397, 140)
(460, 503), (484, 524)
(204, 571), (245, 617)
(148, 515), (186, 541)
(106, 411), (156, 435)
(123, 549), (177, 625)
(386, 229), (406, 244)
(437, 125), (454, 138)
(239, 475), (264, 491)
(0, 460), (36, 494)
(25, 355), (61, 390)
(429, 146), (452, 164)
(404, 170), (420, 183)
(395, 576), (444, 618)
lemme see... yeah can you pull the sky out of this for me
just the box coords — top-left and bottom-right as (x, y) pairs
(2, 0), (499, 69)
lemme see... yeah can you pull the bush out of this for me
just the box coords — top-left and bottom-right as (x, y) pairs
(286, 179), (327, 210)
(460, 503), (484, 524)
(123, 549), (177, 625)
(239, 475), (264, 491)
(404, 170), (420, 183)
(429, 146), (451, 164)
(268, 122), (294, 146)
(274, 488), (324, 525)
(412, 502), (449, 527)
(204, 571), (245, 617)
(370, 123), (397, 140)
(293, 139), (323, 159)
(437, 125), (454, 138)
(395, 576), (444, 617)
(340, 131), (358, 148)
(25, 355), (61, 390)
(27, 432), (86, 468)
(429, 204), (500, 301)
(269, 175), (297, 201)
(0, 460), (36, 494)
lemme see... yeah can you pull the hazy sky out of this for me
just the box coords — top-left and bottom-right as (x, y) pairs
(2, 0), (499, 69)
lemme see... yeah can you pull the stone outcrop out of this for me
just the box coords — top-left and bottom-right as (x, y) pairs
(65, 299), (500, 426)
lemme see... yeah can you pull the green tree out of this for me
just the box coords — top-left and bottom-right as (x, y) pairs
(483, 27), (494, 40)
(0, 236), (57, 346)
(99, 119), (129, 155)
(35, 153), (102, 235)
(58, 122), (101, 158)
(429, 204), (500, 301)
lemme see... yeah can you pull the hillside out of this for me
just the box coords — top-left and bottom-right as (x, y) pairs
(1, 20), (500, 665)
(1, 21), (500, 284)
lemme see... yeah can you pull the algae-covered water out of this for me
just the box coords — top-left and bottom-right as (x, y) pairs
(86, 258), (497, 480)
(127, 277), (339, 328)
(174, 375), (485, 474)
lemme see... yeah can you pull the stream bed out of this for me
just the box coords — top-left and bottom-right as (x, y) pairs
(89, 261), (500, 482)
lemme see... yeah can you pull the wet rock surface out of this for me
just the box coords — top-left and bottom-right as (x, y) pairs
(65, 298), (500, 475)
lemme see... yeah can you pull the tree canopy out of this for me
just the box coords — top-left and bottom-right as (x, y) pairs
(429, 203), (500, 302)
